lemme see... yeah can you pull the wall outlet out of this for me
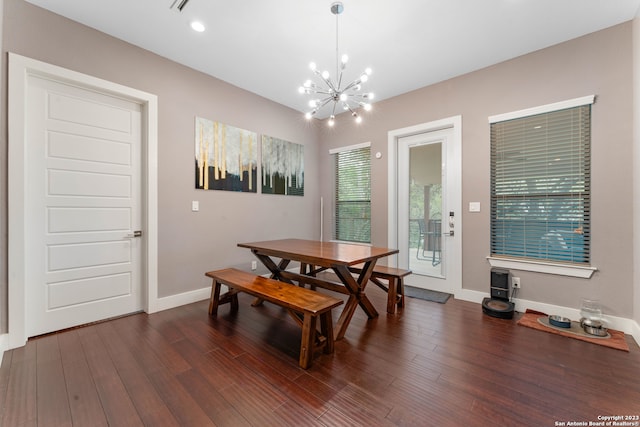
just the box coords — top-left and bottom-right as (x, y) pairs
(251, 260), (257, 271)
(512, 277), (521, 288)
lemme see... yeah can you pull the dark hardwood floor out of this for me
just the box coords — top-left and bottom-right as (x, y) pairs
(1, 285), (639, 426)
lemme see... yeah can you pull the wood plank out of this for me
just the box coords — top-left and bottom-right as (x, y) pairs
(35, 335), (73, 427)
(1, 341), (37, 426)
(76, 327), (144, 426)
(146, 368), (216, 427)
(95, 322), (181, 426)
(57, 331), (109, 427)
(176, 368), (251, 427)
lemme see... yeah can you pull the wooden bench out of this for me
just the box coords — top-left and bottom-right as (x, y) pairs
(348, 265), (412, 314)
(205, 268), (343, 369)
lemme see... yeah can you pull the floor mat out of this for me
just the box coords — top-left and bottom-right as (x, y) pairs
(404, 286), (451, 304)
(517, 310), (629, 352)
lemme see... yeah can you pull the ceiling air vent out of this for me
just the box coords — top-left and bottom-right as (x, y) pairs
(170, 0), (190, 12)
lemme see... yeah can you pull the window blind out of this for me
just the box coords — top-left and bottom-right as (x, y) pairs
(490, 104), (591, 264)
(333, 145), (371, 243)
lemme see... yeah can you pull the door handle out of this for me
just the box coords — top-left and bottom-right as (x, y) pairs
(443, 231), (454, 237)
(126, 230), (143, 238)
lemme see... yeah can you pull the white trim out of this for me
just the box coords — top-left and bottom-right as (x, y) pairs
(456, 289), (640, 347)
(487, 257), (597, 278)
(153, 287), (212, 312)
(488, 95), (595, 123)
(328, 141), (371, 155)
(387, 116), (462, 296)
(7, 53), (159, 349)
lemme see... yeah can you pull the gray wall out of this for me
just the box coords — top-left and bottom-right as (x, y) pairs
(0, 0), (321, 331)
(319, 23), (635, 318)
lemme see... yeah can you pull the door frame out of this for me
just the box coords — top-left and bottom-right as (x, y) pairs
(387, 116), (462, 296)
(8, 53), (159, 349)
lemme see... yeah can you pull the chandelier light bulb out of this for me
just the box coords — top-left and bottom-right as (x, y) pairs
(305, 112), (313, 120)
(365, 67), (372, 75)
(363, 103), (372, 111)
(360, 74), (369, 83)
(328, 115), (335, 127)
(322, 70), (330, 80)
(190, 21), (206, 32)
(309, 62), (317, 71)
(341, 54), (349, 64)
(355, 116), (362, 124)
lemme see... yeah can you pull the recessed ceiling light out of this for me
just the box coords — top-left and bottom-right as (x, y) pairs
(191, 21), (205, 32)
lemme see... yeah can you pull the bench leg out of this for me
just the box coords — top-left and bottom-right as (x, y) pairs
(209, 279), (239, 316)
(387, 277), (398, 314)
(397, 277), (405, 309)
(208, 279), (222, 315)
(319, 312), (335, 355)
(299, 314), (317, 369)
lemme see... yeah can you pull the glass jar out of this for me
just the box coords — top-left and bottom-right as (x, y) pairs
(580, 299), (602, 321)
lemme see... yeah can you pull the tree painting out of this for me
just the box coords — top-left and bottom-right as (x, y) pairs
(195, 117), (257, 192)
(261, 135), (304, 196)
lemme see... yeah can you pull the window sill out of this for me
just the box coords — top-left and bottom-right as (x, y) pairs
(486, 256), (597, 278)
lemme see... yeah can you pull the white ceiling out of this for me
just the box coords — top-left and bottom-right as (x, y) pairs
(26, 0), (640, 119)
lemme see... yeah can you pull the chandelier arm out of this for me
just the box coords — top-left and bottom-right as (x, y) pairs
(307, 88), (334, 96)
(322, 77), (338, 93)
(317, 97), (334, 110)
(343, 103), (356, 114)
(341, 78), (363, 93)
(331, 101), (338, 116)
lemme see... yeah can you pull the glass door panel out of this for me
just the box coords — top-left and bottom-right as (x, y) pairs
(408, 142), (444, 278)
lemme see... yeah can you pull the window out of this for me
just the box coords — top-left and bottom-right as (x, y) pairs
(330, 143), (371, 243)
(489, 96), (593, 267)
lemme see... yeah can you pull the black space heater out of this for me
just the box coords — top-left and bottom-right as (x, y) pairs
(482, 268), (515, 319)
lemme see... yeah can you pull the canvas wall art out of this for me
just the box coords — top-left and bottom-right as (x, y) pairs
(261, 135), (304, 196)
(195, 117), (257, 192)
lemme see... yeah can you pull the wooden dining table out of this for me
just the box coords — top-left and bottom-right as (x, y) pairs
(237, 238), (399, 340)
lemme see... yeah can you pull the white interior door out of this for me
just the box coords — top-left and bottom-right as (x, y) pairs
(25, 74), (143, 337)
(389, 117), (462, 296)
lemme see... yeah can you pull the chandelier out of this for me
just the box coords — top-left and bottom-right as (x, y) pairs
(299, 2), (374, 126)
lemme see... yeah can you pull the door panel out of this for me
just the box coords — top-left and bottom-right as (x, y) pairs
(397, 126), (460, 294)
(26, 75), (142, 337)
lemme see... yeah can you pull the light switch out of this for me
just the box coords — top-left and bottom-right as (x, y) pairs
(192, 200), (199, 212)
(469, 202), (481, 212)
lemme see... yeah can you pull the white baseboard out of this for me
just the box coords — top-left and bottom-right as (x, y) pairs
(454, 289), (640, 347)
(149, 286), (212, 313)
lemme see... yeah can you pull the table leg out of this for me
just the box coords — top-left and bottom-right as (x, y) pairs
(332, 263), (379, 340)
